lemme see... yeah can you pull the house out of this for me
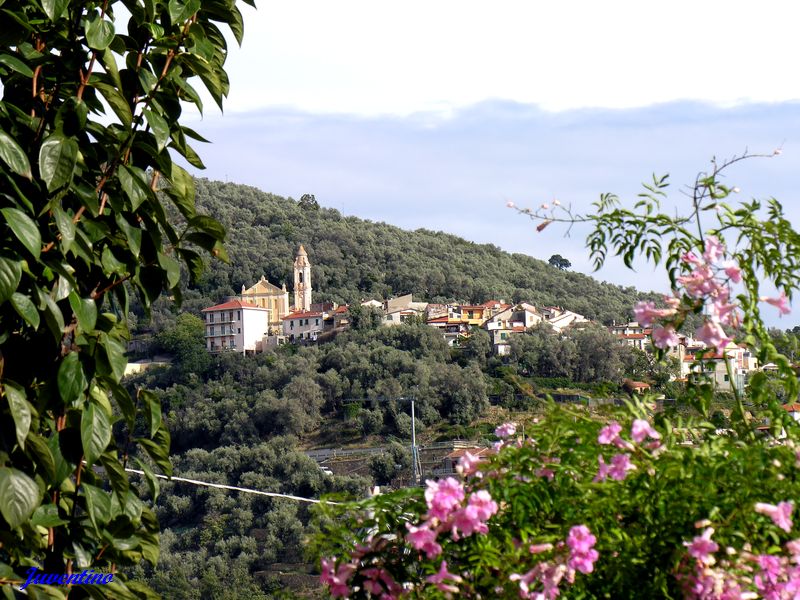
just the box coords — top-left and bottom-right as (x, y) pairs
(680, 342), (757, 392)
(483, 306), (526, 356)
(544, 308), (590, 333)
(283, 310), (325, 342)
(427, 315), (470, 347)
(383, 294), (428, 326)
(202, 299), (270, 353)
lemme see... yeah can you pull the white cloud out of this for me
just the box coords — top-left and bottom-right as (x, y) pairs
(222, 0), (800, 116)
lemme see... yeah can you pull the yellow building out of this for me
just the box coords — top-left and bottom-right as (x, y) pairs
(241, 276), (290, 333)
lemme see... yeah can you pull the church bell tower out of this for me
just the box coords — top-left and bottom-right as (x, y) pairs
(293, 244), (312, 312)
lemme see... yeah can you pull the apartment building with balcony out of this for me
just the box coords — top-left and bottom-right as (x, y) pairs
(202, 299), (270, 353)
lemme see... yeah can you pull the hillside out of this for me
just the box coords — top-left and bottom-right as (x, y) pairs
(190, 178), (655, 324)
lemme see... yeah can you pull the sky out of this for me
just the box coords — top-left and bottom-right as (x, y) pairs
(183, 0), (800, 326)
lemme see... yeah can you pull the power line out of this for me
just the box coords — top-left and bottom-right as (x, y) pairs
(124, 467), (341, 505)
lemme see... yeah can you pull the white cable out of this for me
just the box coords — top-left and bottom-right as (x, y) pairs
(124, 467), (341, 505)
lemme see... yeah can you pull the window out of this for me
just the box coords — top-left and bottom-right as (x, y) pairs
(238, 328), (241, 334)
(290, 321), (294, 329)
(237, 311), (240, 320)
(724, 375), (729, 382)
(299, 272), (304, 283)
(209, 326), (215, 336)
(209, 313), (214, 323)
(315, 318), (319, 326)
(500, 333), (508, 340)
(229, 311), (234, 321)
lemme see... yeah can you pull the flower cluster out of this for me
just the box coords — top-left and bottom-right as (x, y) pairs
(678, 504), (800, 598)
(509, 525), (599, 599)
(594, 419), (660, 483)
(634, 236), (790, 354)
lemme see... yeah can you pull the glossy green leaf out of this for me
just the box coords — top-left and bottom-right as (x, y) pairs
(139, 390), (162, 438)
(157, 251), (180, 289)
(0, 53), (33, 77)
(3, 380), (30, 449)
(134, 458), (160, 502)
(166, 163), (196, 219)
(91, 80), (133, 127)
(0, 128), (32, 179)
(81, 483), (111, 529)
(30, 503), (68, 528)
(41, 0), (68, 22)
(1, 207), (40, 259)
(24, 433), (55, 482)
(100, 452), (130, 500)
(0, 467), (40, 529)
(10, 292), (39, 328)
(38, 133), (77, 192)
(136, 423), (171, 476)
(117, 165), (149, 211)
(85, 14), (115, 50)
(115, 214), (141, 256)
(68, 292), (97, 332)
(53, 205), (76, 253)
(143, 109), (170, 152)
(81, 403), (111, 466)
(168, 0), (201, 24)
(103, 335), (127, 380)
(0, 257), (21, 304)
(57, 351), (87, 404)
(41, 292), (65, 339)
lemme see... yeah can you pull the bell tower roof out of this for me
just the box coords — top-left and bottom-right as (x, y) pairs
(297, 244), (307, 257)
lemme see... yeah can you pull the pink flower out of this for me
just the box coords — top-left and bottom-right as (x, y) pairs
(685, 528), (718, 566)
(755, 501), (794, 532)
(664, 295), (681, 309)
(426, 561), (463, 595)
(608, 453), (636, 481)
(529, 543), (554, 554)
(567, 525), (596, 554)
(468, 490), (498, 521)
(406, 522), (442, 558)
(695, 319), (733, 355)
(598, 422), (622, 445)
(681, 251), (704, 266)
(633, 301), (677, 327)
(652, 325), (680, 349)
(721, 260), (742, 283)
(506, 201), (515, 208)
(593, 455), (611, 483)
(567, 525), (599, 574)
(631, 419), (661, 443)
(678, 265), (722, 299)
(320, 558), (356, 598)
(761, 292), (791, 316)
(425, 478), (465, 522)
(495, 422), (517, 438)
(703, 235), (725, 263)
(456, 451), (484, 476)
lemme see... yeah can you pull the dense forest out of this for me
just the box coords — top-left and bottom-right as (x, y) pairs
(176, 178), (657, 324)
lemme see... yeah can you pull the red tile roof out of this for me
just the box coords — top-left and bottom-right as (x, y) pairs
(783, 403), (800, 412)
(282, 310), (323, 320)
(334, 305), (349, 314)
(428, 316), (449, 323)
(202, 299), (263, 312)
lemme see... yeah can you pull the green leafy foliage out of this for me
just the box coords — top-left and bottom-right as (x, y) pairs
(0, 0), (248, 596)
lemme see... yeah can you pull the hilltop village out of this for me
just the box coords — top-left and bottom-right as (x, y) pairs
(200, 245), (763, 393)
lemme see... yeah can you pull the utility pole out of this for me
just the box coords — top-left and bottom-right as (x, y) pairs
(410, 397), (418, 486)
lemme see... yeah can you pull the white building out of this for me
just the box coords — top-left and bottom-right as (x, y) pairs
(202, 300), (270, 353)
(283, 310), (324, 342)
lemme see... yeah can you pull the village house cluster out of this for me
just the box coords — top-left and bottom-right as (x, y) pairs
(200, 245), (764, 392)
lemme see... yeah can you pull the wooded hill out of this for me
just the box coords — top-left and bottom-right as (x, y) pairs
(190, 179), (655, 324)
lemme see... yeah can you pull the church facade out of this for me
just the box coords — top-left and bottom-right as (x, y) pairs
(239, 245), (312, 334)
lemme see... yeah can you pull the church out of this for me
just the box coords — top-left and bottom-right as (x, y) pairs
(240, 245), (312, 334)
